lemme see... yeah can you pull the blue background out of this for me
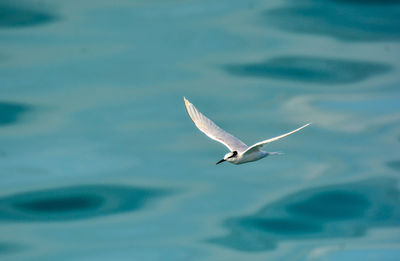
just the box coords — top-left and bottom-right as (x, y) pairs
(1, 0), (400, 260)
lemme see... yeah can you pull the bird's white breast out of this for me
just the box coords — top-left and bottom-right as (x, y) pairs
(234, 150), (269, 164)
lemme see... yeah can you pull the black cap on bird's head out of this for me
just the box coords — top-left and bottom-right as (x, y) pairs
(216, 151), (237, 165)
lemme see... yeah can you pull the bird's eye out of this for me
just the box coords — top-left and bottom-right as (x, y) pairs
(228, 151), (238, 158)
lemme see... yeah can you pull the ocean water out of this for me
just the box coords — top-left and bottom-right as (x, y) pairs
(1, 0), (399, 260)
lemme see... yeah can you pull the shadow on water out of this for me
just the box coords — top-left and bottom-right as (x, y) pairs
(0, 2), (58, 28)
(224, 56), (391, 84)
(209, 178), (400, 252)
(0, 185), (169, 222)
(0, 102), (31, 126)
(263, 0), (400, 41)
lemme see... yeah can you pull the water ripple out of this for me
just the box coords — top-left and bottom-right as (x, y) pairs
(224, 56), (391, 84)
(0, 102), (31, 126)
(209, 178), (400, 252)
(263, 0), (400, 41)
(0, 185), (168, 222)
(0, 2), (58, 28)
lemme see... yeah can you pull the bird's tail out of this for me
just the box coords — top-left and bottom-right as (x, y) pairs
(269, 151), (284, 156)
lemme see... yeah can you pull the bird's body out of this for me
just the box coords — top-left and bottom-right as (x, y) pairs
(184, 97), (310, 165)
(231, 150), (269, 165)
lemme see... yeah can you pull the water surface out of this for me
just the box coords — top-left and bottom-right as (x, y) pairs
(0, 0), (399, 260)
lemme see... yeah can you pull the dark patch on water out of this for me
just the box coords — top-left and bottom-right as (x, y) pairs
(243, 218), (322, 235)
(0, 102), (31, 126)
(263, 1), (400, 41)
(209, 178), (400, 252)
(0, 242), (24, 255)
(287, 190), (370, 220)
(0, 185), (168, 222)
(224, 56), (390, 84)
(387, 160), (400, 172)
(15, 195), (104, 213)
(0, 2), (58, 28)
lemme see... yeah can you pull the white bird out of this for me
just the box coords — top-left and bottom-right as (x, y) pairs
(184, 97), (310, 165)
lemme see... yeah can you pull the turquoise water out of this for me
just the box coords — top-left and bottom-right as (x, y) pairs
(1, 0), (400, 260)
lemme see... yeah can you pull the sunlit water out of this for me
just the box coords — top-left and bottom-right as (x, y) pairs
(1, 0), (400, 260)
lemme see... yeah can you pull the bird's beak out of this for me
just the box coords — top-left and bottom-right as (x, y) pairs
(216, 159), (225, 165)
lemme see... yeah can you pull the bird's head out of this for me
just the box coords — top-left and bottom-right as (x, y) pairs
(216, 151), (238, 164)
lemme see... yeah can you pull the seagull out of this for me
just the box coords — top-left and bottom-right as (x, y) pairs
(184, 97), (310, 165)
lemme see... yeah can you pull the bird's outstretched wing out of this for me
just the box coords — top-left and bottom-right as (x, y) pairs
(184, 97), (248, 152)
(242, 123), (311, 156)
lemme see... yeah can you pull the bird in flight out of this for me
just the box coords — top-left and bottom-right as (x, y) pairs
(184, 97), (310, 165)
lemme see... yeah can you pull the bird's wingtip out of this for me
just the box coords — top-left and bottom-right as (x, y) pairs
(183, 97), (191, 106)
